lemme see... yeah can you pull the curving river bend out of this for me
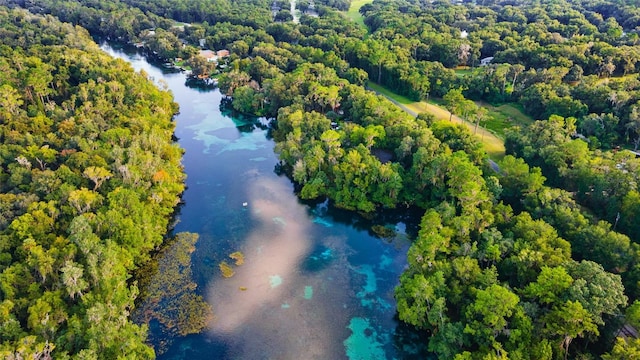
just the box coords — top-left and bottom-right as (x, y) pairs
(102, 43), (428, 359)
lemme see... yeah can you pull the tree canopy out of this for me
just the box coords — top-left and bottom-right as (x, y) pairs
(0, 7), (188, 358)
(3, 0), (640, 358)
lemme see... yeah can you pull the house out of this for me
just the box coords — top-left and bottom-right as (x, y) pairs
(216, 49), (230, 58)
(480, 57), (494, 66)
(199, 38), (206, 48)
(199, 50), (217, 62)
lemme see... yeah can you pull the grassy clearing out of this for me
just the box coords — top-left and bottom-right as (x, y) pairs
(367, 82), (414, 105)
(478, 102), (533, 138)
(346, 0), (374, 29)
(172, 59), (192, 70)
(367, 82), (506, 159)
(454, 67), (473, 77)
(596, 73), (638, 86)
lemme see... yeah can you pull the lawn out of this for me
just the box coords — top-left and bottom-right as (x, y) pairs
(346, 0), (374, 29)
(596, 73), (638, 86)
(172, 59), (192, 71)
(367, 82), (506, 159)
(454, 67), (473, 77)
(478, 102), (533, 138)
(367, 82), (414, 105)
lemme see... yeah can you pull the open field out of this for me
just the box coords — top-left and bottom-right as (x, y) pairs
(454, 67), (473, 77)
(346, 0), (374, 29)
(367, 82), (507, 159)
(477, 101), (533, 138)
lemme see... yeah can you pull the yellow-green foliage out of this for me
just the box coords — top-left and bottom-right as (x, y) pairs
(229, 251), (245, 265)
(219, 261), (235, 278)
(0, 8), (186, 358)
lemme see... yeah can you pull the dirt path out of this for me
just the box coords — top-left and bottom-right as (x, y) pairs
(368, 85), (506, 159)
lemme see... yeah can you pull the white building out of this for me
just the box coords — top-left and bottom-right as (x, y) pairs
(480, 57), (494, 66)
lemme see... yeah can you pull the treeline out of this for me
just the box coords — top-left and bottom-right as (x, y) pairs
(11, 0), (640, 150)
(505, 116), (640, 276)
(218, 56), (490, 210)
(404, 139), (640, 358)
(355, 0), (640, 150)
(0, 7), (190, 358)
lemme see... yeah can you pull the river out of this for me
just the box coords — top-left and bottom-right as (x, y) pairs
(101, 43), (428, 359)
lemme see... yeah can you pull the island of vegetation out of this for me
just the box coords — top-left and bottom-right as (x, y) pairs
(2, 0), (640, 358)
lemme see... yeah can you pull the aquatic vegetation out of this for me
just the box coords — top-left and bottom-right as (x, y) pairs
(354, 265), (392, 310)
(371, 225), (396, 239)
(134, 233), (212, 352)
(303, 246), (334, 272)
(272, 216), (287, 226)
(378, 254), (392, 270)
(219, 261), (235, 278)
(269, 275), (283, 288)
(218, 131), (268, 154)
(343, 317), (386, 360)
(187, 115), (230, 153)
(312, 216), (334, 227)
(229, 251), (245, 265)
(355, 265), (377, 296)
(304, 286), (314, 300)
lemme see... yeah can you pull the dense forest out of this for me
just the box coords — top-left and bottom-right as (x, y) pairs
(2, 0), (640, 358)
(0, 7), (207, 358)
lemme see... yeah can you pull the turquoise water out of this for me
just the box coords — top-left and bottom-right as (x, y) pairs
(102, 43), (428, 359)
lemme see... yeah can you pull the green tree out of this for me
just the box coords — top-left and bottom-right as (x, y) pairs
(0, 84), (23, 120)
(566, 260), (627, 326)
(524, 266), (573, 305)
(188, 55), (216, 78)
(603, 338), (640, 360)
(395, 272), (447, 330)
(543, 300), (599, 360)
(83, 166), (113, 191)
(443, 88), (465, 122)
(61, 261), (88, 300)
(68, 188), (101, 214)
(464, 284), (519, 347)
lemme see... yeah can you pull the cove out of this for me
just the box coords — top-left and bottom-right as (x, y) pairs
(101, 43), (429, 359)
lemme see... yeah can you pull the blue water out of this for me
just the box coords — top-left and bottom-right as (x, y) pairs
(102, 43), (428, 359)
